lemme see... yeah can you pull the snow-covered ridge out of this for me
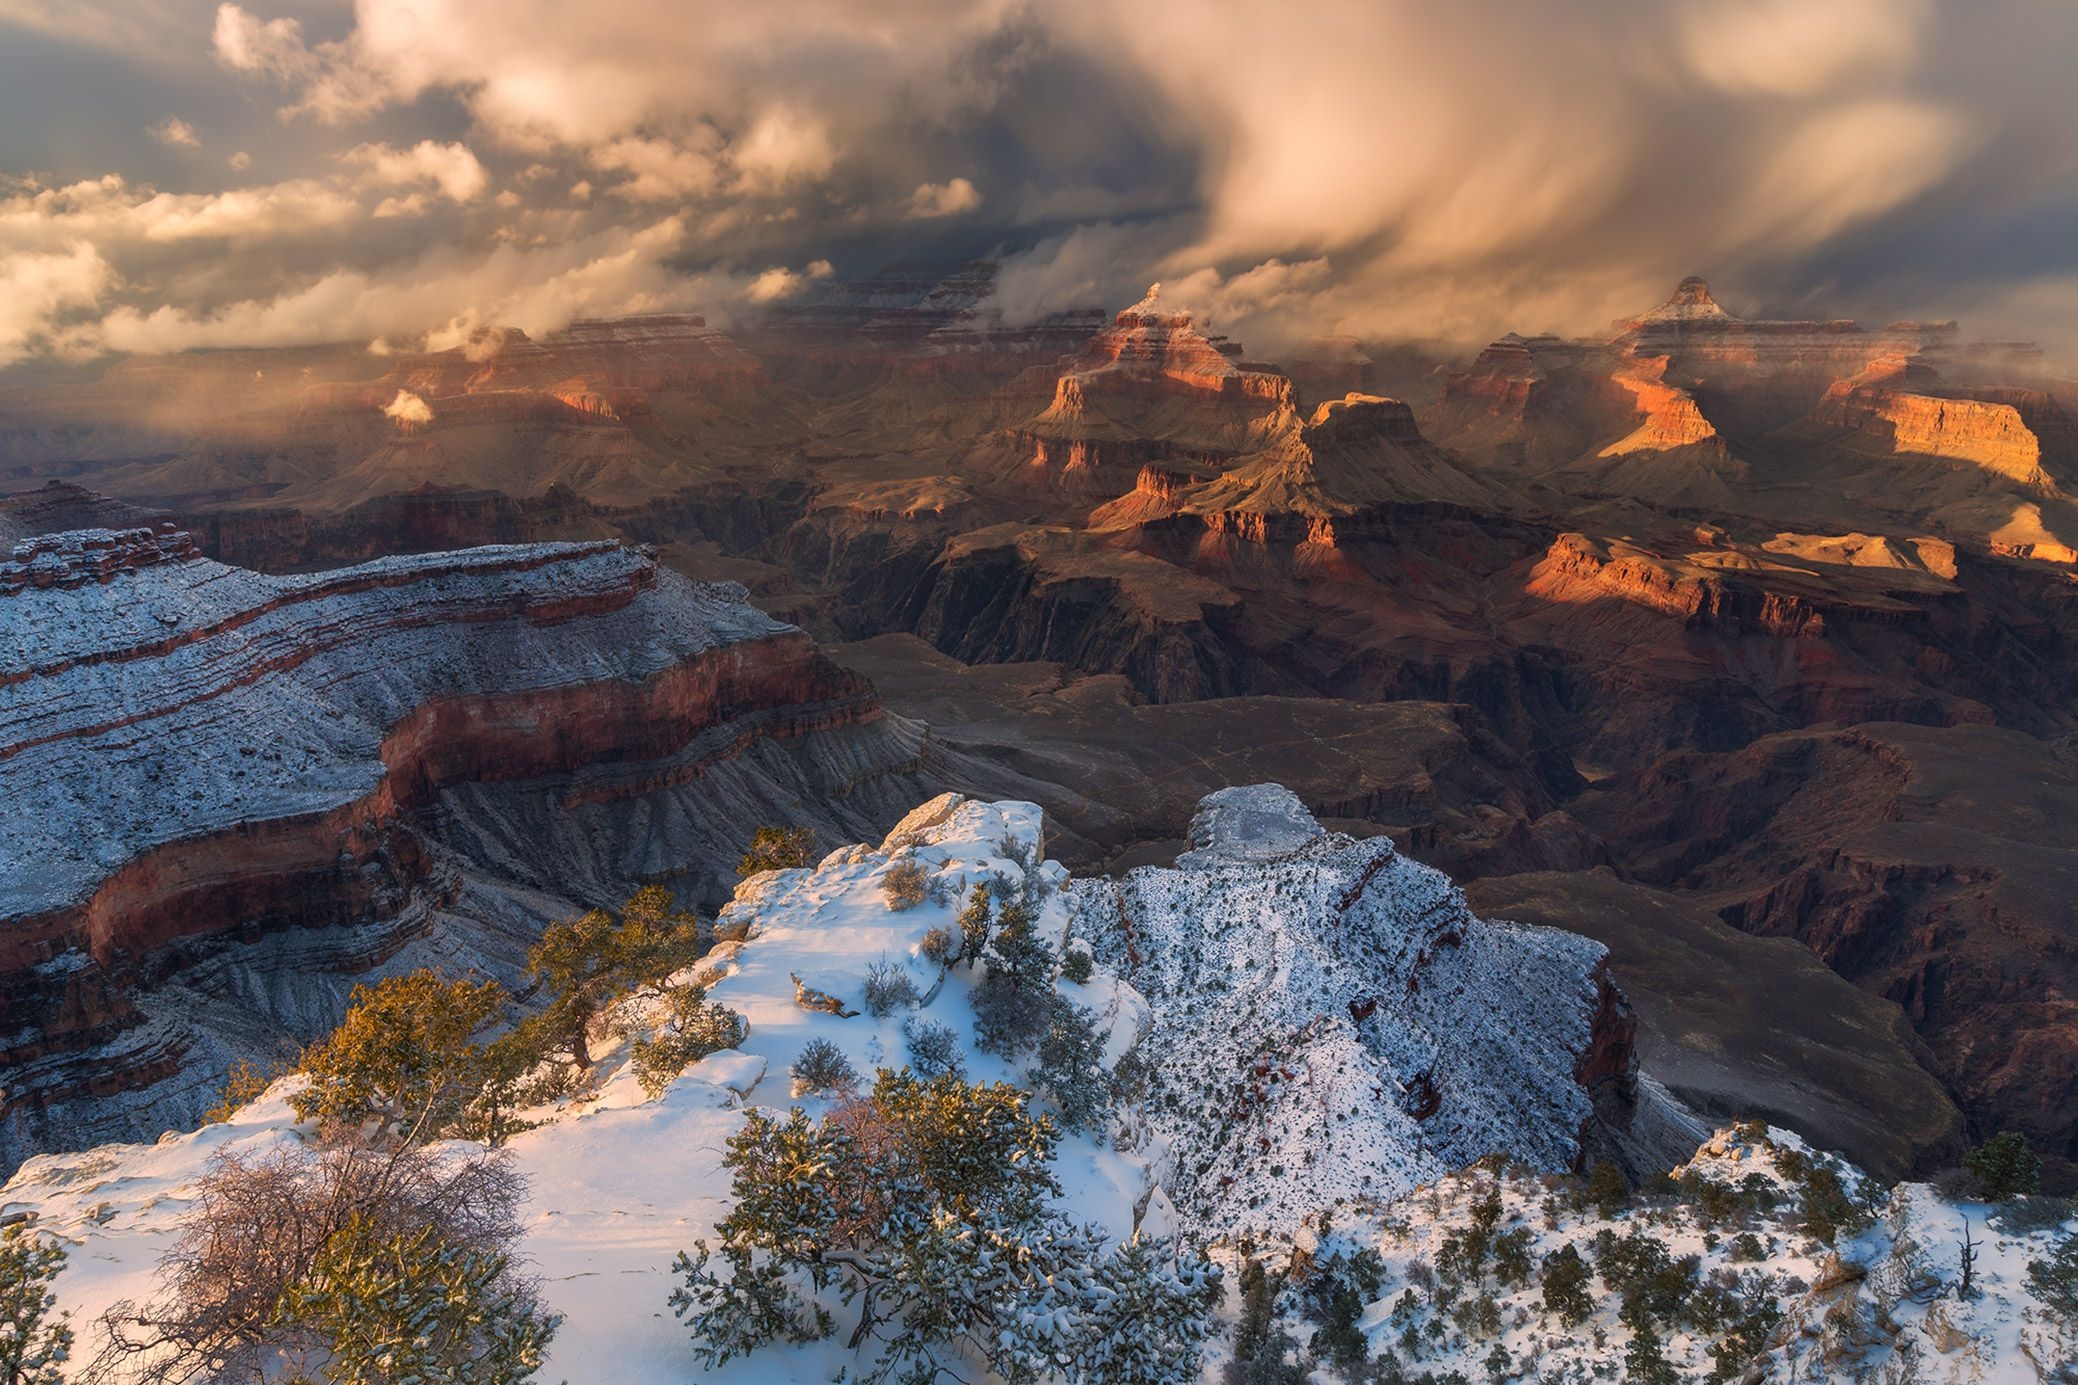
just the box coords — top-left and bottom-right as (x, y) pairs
(0, 533), (785, 926)
(1071, 785), (1623, 1242)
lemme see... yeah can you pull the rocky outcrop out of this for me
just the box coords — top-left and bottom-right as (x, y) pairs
(1597, 356), (1722, 457)
(0, 524), (932, 1167)
(1070, 784), (1642, 1237)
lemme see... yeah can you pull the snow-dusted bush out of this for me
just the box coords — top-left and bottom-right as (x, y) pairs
(919, 925), (958, 967)
(902, 1017), (966, 1081)
(881, 858), (928, 911)
(0, 1223), (70, 1385)
(669, 1070), (1220, 1385)
(861, 958), (920, 1018)
(738, 825), (814, 877)
(790, 1037), (858, 1096)
(91, 1131), (539, 1384)
(955, 881), (993, 967)
(1029, 999), (1110, 1133)
(1059, 943), (1095, 984)
(628, 984), (749, 1099)
(973, 898), (1055, 1056)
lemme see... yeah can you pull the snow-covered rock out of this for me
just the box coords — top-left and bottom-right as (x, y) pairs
(1071, 784), (1630, 1242)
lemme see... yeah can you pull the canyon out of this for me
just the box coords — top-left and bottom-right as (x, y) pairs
(3, 266), (2076, 1191)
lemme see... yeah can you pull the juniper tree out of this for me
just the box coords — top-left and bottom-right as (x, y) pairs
(2028, 1230), (2078, 1321)
(0, 1224), (71, 1385)
(526, 885), (701, 1069)
(291, 971), (506, 1138)
(627, 980), (748, 1098)
(955, 881), (992, 967)
(973, 896), (1056, 1056)
(1540, 1243), (1593, 1327)
(270, 1217), (558, 1384)
(738, 826), (814, 877)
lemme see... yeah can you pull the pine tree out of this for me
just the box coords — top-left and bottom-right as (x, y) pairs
(973, 897), (1055, 1056)
(0, 1224), (70, 1385)
(955, 881), (993, 967)
(291, 971), (506, 1138)
(1541, 1242), (1594, 1327)
(273, 1217), (559, 1384)
(1965, 1131), (2041, 1201)
(2028, 1230), (2078, 1321)
(527, 885), (700, 1069)
(1029, 998), (1111, 1132)
(628, 981), (747, 1098)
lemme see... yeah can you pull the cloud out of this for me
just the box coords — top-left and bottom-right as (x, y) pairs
(341, 140), (489, 203)
(150, 118), (201, 149)
(2, 0), (2075, 368)
(0, 243), (112, 368)
(905, 177), (982, 220)
(382, 388), (433, 424)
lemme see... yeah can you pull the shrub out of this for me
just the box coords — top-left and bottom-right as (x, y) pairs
(738, 825), (814, 877)
(1060, 946), (1094, 984)
(1492, 1227), (1534, 1288)
(628, 983), (748, 1098)
(1965, 1131), (2042, 1202)
(670, 1069), (1220, 1384)
(882, 859), (928, 911)
(91, 1130), (531, 1385)
(203, 1057), (280, 1125)
(270, 1216), (558, 1383)
(291, 972), (505, 1137)
(1584, 1160), (1629, 1214)
(0, 1222), (72, 1385)
(919, 926), (958, 967)
(2029, 1231), (2078, 1322)
(790, 1037), (858, 1096)
(902, 1017), (966, 1081)
(861, 958), (920, 1018)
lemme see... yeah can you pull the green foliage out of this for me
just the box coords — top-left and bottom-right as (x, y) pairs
(1028, 998), (1111, 1133)
(0, 1224), (71, 1385)
(1540, 1242), (1594, 1328)
(1706, 1299), (1782, 1385)
(273, 1217), (558, 1384)
(1794, 1164), (1871, 1245)
(1966, 1131), (2042, 1202)
(627, 981), (747, 1098)
(739, 825), (814, 878)
(1491, 1227), (1534, 1288)
(1299, 1247), (1384, 1373)
(671, 1069), (1219, 1385)
(789, 1037), (857, 1095)
(527, 885), (701, 1070)
(972, 896), (1056, 1056)
(204, 1057), (283, 1125)
(1584, 1160), (1629, 1215)
(955, 881), (993, 968)
(2028, 1231), (2078, 1322)
(1059, 946), (1094, 984)
(881, 859), (928, 911)
(291, 972), (506, 1138)
(918, 927), (957, 968)
(1623, 1320), (1678, 1385)
(1229, 1258), (1305, 1385)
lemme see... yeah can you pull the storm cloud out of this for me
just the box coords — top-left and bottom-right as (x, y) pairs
(0, 0), (2073, 368)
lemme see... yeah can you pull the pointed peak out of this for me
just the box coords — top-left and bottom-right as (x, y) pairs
(1637, 275), (1738, 325)
(1120, 282), (1170, 320)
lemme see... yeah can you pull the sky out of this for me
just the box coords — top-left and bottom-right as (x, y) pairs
(1, 0), (2075, 370)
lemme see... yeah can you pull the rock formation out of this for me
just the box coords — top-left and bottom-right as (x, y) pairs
(0, 518), (935, 1167)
